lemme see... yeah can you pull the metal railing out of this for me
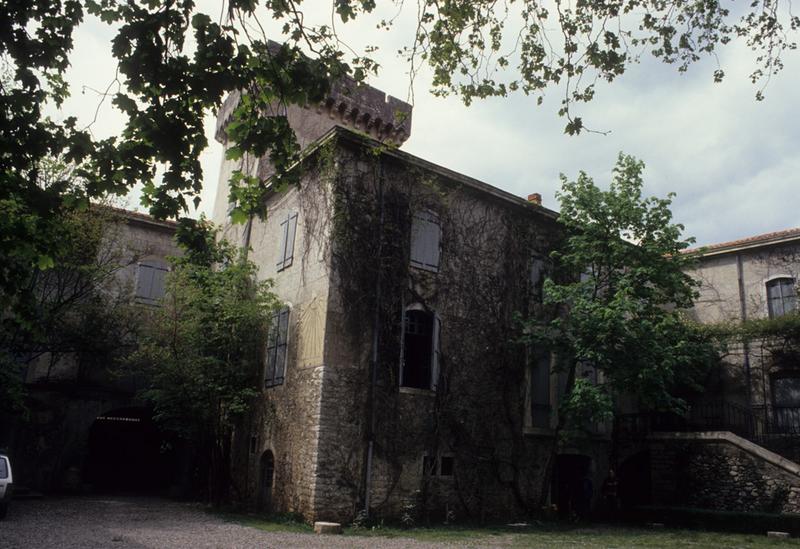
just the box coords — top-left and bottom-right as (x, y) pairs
(617, 401), (800, 441)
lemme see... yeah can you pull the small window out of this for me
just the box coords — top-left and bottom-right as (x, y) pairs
(767, 278), (797, 318)
(410, 211), (441, 272)
(439, 456), (454, 477)
(401, 307), (440, 390)
(135, 262), (168, 303)
(265, 307), (290, 387)
(530, 255), (545, 300)
(422, 454), (454, 477)
(249, 436), (258, 455)
(277, 213), (298, 271)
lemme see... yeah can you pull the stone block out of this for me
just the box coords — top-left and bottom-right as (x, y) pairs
(314, 521), (343, 535)
(767, 531), (790, 539)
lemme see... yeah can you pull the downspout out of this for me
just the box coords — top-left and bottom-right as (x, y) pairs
(364, 161), (385, 517)
(242, 214), (253, 259)
(736, 254), (754, 414)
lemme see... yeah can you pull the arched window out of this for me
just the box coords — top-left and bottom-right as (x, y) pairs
(767, 277), (797, 318)
(401, 305), (441, 390)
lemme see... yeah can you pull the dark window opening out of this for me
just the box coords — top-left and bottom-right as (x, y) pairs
(767, 277), (797, 318)
(439, 456), (454, 477)
(249, 436), (258, 455)
(402, 309), (434, 389)
(423, 454), (454, 477)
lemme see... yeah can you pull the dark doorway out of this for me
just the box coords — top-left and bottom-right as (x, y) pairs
(85, 407), (174, 493)
(552, 454), (592, 519)
(258, 450), (275, 513)
(618, 451), (652, 508)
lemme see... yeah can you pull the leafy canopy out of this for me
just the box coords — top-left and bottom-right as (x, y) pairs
(532, 154), (716, 422)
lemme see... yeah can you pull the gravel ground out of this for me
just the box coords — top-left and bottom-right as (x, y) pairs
(0, 496), (506, 549)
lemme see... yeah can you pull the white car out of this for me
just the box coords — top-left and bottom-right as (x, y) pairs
(0, 453), (12, 519)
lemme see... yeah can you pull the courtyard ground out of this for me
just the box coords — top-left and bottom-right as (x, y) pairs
(1, 496), (800, 548)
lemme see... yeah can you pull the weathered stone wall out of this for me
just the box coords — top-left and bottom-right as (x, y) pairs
(650, 432), (800, 514)
(307, 134), (606, 524)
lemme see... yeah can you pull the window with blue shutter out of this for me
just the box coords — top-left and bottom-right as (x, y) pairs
(135, 262), (168, 304)
(410, 211), (441, 272)
(265, 307), (290, 387)
(277, 213), (298, 272)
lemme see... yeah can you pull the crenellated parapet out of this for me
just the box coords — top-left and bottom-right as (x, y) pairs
(215, 70), (413, 148)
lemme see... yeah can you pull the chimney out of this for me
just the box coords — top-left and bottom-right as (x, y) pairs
(527, 193), (542, 205)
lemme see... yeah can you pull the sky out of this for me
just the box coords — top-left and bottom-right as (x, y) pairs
(51, 3), (800, 248)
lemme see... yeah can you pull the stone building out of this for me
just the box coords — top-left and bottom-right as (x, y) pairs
(687, 227), (800, 427)
(633, 228), (800, 514)
(212, 81), (609, 522)
(1, 207), (181, 494)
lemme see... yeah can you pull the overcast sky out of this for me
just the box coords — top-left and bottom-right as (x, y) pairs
(52, 3), (800, 247)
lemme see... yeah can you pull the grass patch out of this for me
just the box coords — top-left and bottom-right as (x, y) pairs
(347, 522), (800, 547)
(221, 513), (800, 547)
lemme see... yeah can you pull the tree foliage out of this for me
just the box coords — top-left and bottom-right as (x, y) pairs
(2, 0), (795, 353)
(401, 0), (799, 133)
(126, 219), (279, 502)
(529, 153), (717, 425)
(0, 201), (140, 415)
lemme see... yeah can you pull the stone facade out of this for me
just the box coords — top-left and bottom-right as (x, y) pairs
(2, 208), (181, 493)
(686, 230), (800, 418)
(214, 81), (608, 522)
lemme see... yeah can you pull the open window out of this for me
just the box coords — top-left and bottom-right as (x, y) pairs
(767, 277), (797, 318)
(410, 211), (441, 272)
(401, 305), (441, 390)
(423, 454), (454, 477)
(265, 307), (290, 388)
(772, 374), (800, 433)
(135, 261), (168, 304)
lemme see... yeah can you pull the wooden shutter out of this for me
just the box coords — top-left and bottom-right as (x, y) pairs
(277, 213), (298, 271)
(265, 311), (279, 387)
(284, 213), (297, 269)
(410, 212), (440, 272)
(274, 307), (290, 384)
(431, 314), (441, 390)
(277, 217), (289, 270)
(150, 266), (168, 300)
(136, 264), (155, 299)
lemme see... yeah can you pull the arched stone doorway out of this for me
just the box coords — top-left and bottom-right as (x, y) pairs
(84, 407), (174, 493)
(257, 450), (274, 513)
